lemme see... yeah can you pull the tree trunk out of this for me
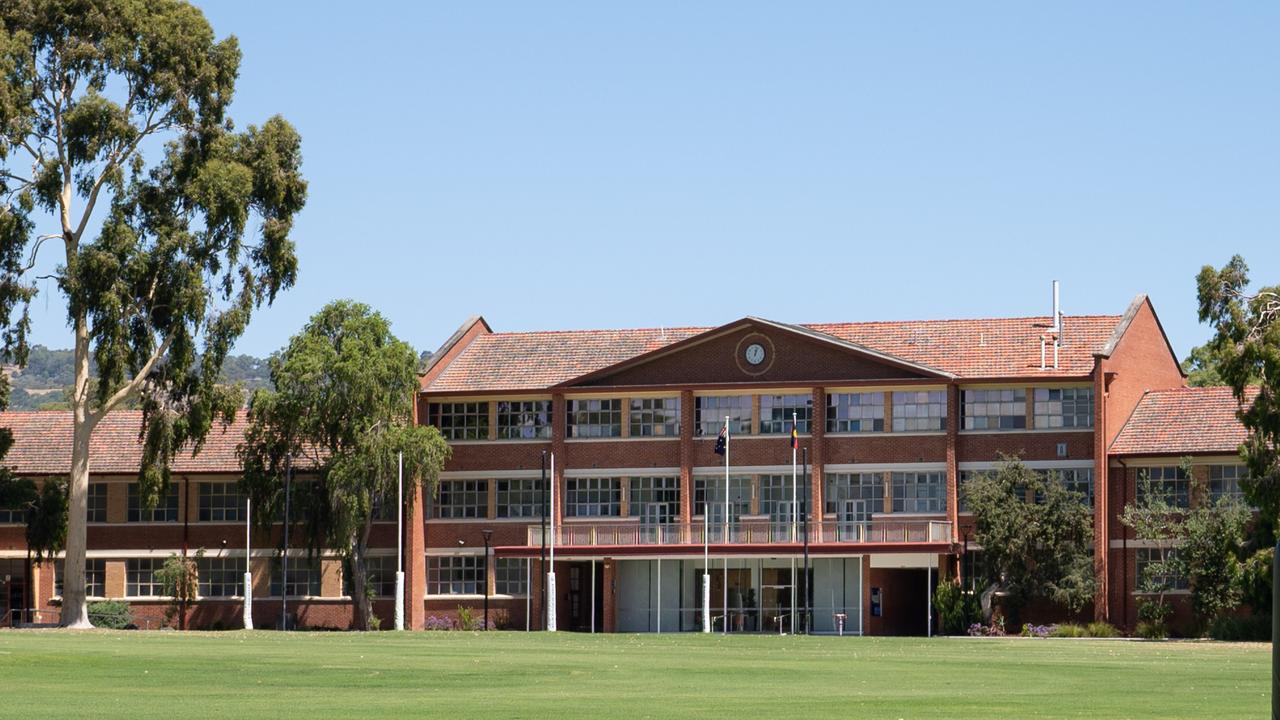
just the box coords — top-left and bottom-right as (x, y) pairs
(350, 514), (376, 630)
(60, 319), (94, 628)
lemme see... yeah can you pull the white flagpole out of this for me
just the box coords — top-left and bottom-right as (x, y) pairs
(702, 426), (711, 632)
(723, 415), (729, 635)
(243, 497), (253, 630)
(791, 409), (798, 632)
(547, 452), (557, 632)
(395, 451), (405, 631)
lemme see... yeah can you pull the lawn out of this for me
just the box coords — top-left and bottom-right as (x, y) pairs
(0, 631), (1267, 719)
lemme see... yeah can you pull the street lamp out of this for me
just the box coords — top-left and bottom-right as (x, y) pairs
(481, 529), (494, 631)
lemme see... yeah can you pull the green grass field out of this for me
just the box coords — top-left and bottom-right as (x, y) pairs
(0, 630), (1267, 719)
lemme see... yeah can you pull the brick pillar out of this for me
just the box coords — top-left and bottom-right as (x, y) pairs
(946, 382), (959, 543)
(1093, 363), (1110, 622)
(679, 389), (694, 527)
(405, 481), (427, 630)
(810, 387), (825, 530)
(552, 392), (566, 530)
(602, 557), (617, 632)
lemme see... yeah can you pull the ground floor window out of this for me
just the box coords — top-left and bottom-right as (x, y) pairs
(55, 558), (106, 598)
(125, 558), (165, 597)
(198, 557), (243, 597)
(427, 555), (484, 595)
(344, 555), (396, 598)
(1136, 548), (1188, 592)
(270, 559), (321, 597)
(495, 558), (529, 596)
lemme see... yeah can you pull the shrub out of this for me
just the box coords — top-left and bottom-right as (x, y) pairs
(491, 609), (511, 630)
(1050, 623), (1087, 638)
(933, 580), (981, 635)
(1135, 620), (1167, 640)
(456, 605), (482, 631)
(1207, 614), (1271, 642)
(88, 600), (132, 629)
(424, 615), (456, 631)
(1020, 623), (1056, 638)
(1085, 622), (1120, 638)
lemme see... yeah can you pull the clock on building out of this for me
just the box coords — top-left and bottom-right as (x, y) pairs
(744, 342), (766, 365)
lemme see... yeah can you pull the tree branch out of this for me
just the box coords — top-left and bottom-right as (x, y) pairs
(73, 108), (165, 242)
(92, 331), (176, 422)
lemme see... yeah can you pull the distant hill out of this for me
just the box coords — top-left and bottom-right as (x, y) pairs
(3, 345), (274, 411)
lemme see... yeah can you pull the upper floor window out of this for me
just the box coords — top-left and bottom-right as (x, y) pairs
(496, 478), (543, 519)
(496, 400), (552, 440)
(1209, 465), (1248, 505)
(695, 395), (752, 436)
(759, 475), (799, 522)
(694, 476), (752, 523)
(1033, 387), (1094, 429)
(199, 482), (246, 522)
(198, 557), (243, 597)
(890, 471), (947, 513)
(435, 480), (488, 519)
(629, 397), (680, 437)
(1137, 466), (1190, 509)
(759, 394), (812, 434)
(429, 401), (489, 440)
(827, 392), (884, 433)
(566, 398), (622, 438)
(962, 388), (1026, 430)
(892, 391), (947, 432)
(127, 483), (178, 523)
(0, 503), (22, 524)
(565, 478), (621, 517)
(1058, 468), (1094, 506)
(629, 476), (680, 524)
(825, 473), (884, 516)
(87, 483), (108, 523)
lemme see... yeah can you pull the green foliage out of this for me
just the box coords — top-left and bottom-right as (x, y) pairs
(456, 605), (481, 631)
(932, 579), (980, 635)
(1049, 623), (1087, 638)
(1135, 620), (1168, 640)
(240, 301), (450, 631)
(1207, 613), (1271, 642)
(965, 455), (1096, 615)
(1180, 342), (1237, 388)
(1238, 545), (1273, 614)
(153, 549), (202, 628)
(1085, 621), (1121, 638)
(86, 600), (132, 629)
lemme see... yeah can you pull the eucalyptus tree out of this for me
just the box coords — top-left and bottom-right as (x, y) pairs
(0, 1), (306, 626)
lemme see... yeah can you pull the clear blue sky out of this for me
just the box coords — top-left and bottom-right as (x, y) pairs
(25, 2), (1280, 361)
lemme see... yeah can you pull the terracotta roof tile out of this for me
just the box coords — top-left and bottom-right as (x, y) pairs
(1109, 386), (1254, 456)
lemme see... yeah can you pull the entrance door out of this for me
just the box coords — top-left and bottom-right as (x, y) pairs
(838, 500), (867, 542)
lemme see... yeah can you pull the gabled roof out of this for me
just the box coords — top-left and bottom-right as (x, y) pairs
(422, 312), (1124, 393)
(1095, 294), (1186, 377)
(0, 410), (247, 475)
(1109, 386), (1253, 456)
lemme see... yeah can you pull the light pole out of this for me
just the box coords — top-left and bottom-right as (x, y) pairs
(482, 529), (494, 631)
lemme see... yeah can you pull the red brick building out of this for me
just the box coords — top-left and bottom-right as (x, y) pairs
(0, 293), (1257, 634)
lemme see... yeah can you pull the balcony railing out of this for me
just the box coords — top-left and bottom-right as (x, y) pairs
(526, 520), (951, 548)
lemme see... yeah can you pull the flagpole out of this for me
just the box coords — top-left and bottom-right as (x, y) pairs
(723, 415), (729, 636)
(791, 410), (798, 633)
(703, 425), (711, 632)
(547, 452), (557, 632)
(243, 497), (252, 630)
(395, 451), (405, 631)
(803, 447), (811, 634)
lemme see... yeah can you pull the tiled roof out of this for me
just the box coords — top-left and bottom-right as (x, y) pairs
(1110, 386), (1253, 456)
(424, 314), (1122, 392)
(0, 410), (246, 475)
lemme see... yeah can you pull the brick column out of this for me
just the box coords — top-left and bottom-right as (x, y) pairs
(602, 557), (617, 632)
(679, 390), (694, 527)
(946, 382), (960, 543)
(551, 392), (566, 529)
(405, 481), (427, 630)
(1093, 363), (1110, 622)
(810, 387), (825, 529)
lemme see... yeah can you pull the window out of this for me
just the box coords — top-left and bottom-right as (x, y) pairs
(1209, 465), (1248, 504)
(87, 483), (108, 523)
(566, 398), (622, 438)
(126, 558), (165, 597)
(827, 392), (884, 433)
(759, 394), (812, 434)
(962, 388), (1027, 430)
(198, 557), (243, 597)
(371, 493), (397, 522)
(55, 559), (106, 598)
(496, 400), (552, 440)
(759, 475), (799, 521)
(694, 476), (752, 522)
(1137, 466), (1190, 509)
(270, 560), (321, 597)
(427, 555), (484, 595)
(0, 503), (22, 524)
(892, 391), (947, 432)
(629, 477), (680, 523)
(891, 472), (947, 513)
(495, 558), (528, 596)
(496, 479), (544, 518)
(435, 480), (488, 519)
(957, 471), (978, 513)
(1136, 548), (1188, 591)
(565, 478), (621, 517)
(825, 473), (884, 516)
(1033, 387), (1094, 429)
(629, 397), (680, 437)
(344, 555), (396, 598)
(1059, 468), (1094, 506)
(428, 402), (489, 440)
(127, 484), (179, 523)
(199, 482), (246, 522)
(695, 395), (752, 436)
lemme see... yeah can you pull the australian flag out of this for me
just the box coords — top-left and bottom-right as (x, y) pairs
(713, 425), (727, 456)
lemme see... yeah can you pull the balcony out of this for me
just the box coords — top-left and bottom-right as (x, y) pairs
(526, 520), (951, 548)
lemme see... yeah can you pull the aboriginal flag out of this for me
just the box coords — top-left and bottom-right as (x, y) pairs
(714, 425), (727, 456)
(790, 423), (799, 450)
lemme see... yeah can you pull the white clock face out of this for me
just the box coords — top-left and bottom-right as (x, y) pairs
(744, 343), (766, 366)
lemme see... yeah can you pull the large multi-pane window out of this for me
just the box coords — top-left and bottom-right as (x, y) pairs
(496, 400), (552, 440)
(126, 558), (165, 597)
(629, 397), (680, 437)
(127, 483), (179, 522)
(1137, 466), (1190, 509)
(890, 472), (947, 513)
(564, 478), (621, 517)
(827, 392), (884, 433)
(428, 402), (489, 440)
(1136, 548), (1188, 591)
(566, 399), (622, 438)
(427, 555), (484, 595)
(0, 503), (22, 524)
(495, 558), (529, 596)
(344, 555), (396, 598)
(694, 476), (752, 522)
(1058, 468), (1094, 506)
(198, 557), (243, 597)
(1209, 465), (1248, 504)
(957, 471), (978, 513)
(87, 483), (108, 523)
(56, 559), (106, 597)
(759, 394), (812, 434)
(629, 477), (680, 524)
(962, 388), (1027, 430)
(758, 475), (800, 521)
(496, 479), (543, 518)
(199, 482), (246, 522)
(270, 559), (321, 597)
(825, 473), (884, 516)
(892, 391), (947, 432)
(695, 395), (752, 436)
(1033, 387), (1094, 429)
(435, 480), (488, 519)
